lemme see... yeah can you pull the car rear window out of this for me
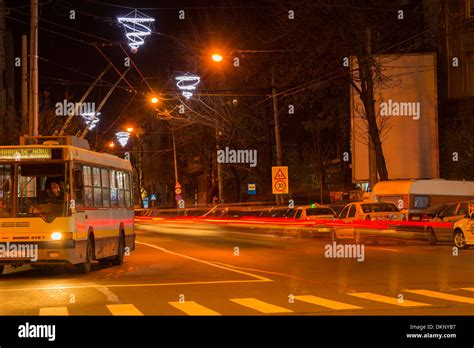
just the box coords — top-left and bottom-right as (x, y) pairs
(361, 203), (398, 213)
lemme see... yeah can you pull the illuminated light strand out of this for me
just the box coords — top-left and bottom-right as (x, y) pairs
(117, 10), (155, 50)
(175, 74), (201, 99)
(81, 112), (101, 130)
(116, 131), (131, 147)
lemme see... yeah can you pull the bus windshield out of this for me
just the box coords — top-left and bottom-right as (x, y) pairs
(16, 163), (69, 222)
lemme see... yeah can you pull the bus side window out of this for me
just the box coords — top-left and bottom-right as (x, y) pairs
(117, 171), (125, 208)
(101, 168), (110, 208)
(92, 167), (102, 207)
(83, 166), (93, 207)
(124, 172), (131, 208)
(73, 166), (84, 207)
(110, 170), (118, 207)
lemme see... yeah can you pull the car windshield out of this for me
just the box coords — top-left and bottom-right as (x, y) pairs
(0, 164), (13, 218)
(16, 163), (69, 222)
(361, 203), (399, 213)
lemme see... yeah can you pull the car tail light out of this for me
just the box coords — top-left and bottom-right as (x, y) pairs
(421, 214), (430, 221)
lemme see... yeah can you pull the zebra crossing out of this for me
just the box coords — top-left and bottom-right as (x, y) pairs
(33, 287), (474, 316)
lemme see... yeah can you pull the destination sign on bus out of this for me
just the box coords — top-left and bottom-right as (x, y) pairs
(0, 148), (52, 160)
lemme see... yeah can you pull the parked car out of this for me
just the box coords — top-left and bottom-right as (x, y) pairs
(453, 213), (474, 249)
(406, 201), (474, 244)
(409, 203), (449, 222)
(338, 201), (403, 222)
(294, 205), (337, 220)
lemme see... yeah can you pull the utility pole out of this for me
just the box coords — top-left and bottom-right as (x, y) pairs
(29, 0), (38, 136)
(172, 128), (179, 185)
(21, 35), (28, 135)
(366, 27), (377, 191)
(271, 67), (283, 205)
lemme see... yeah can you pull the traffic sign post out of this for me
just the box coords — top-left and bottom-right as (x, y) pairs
(272, 166), (289, 194)
(247, 183), (256, 195)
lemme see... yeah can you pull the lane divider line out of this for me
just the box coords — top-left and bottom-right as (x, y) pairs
(136, 241), (272, 282)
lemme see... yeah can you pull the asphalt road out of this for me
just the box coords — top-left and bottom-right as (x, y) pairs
(1, 220), (474, 316)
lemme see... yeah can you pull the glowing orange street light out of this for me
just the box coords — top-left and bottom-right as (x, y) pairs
(211, 53), (224, 62)
(126, 127), (134, 133)
(150, 97), (159, 104)
(108, 142), (115, 148)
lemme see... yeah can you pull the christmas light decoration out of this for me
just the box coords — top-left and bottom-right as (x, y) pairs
(81, 112), (101, 130)
(175, 74), (200, 99)
(115, 131), (131, 147)
(117, 10), (155, 51)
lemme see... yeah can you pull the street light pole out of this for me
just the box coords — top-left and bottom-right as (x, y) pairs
(216, 126), (224, 204)
(271, 67), (283, 205)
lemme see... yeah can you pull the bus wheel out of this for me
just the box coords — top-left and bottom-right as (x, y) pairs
(75, 236), (93, 274)
(0, 265), (4, 276)
(428, 227), (437, 245)
(111, 233), (125, 266)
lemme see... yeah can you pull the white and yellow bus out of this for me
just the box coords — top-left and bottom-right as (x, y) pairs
(0, 136), (135, 275)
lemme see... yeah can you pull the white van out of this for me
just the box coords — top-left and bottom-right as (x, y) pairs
(372, 179), (474, 218)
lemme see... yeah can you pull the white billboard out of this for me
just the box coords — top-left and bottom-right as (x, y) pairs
(350, 53), (439, 182)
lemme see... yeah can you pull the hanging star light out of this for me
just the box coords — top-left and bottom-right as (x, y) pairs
(116, 131), (131, 147)
(81, 112), (101, 130)
(117, 10), (155, 52)
(175, 74), (201, 99)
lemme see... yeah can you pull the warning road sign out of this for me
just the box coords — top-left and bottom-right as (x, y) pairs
(272, 166), (289, 194)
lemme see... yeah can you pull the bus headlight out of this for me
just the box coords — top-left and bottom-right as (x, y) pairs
(51, 232), (63, 241)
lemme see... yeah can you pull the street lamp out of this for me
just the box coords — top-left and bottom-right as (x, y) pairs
(211, 53), (224, 62)
(150, 97), (159, 104)
(108, 141), (115, 149)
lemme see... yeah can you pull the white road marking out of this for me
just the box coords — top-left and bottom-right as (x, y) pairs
(169, 301), (220, 315)
(348, 292), (430, 307)
(295, 295), (362, 310)
(39, 307), (69, 316)
(107, 304), (144, 316)
(230, 298), (292, 313)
